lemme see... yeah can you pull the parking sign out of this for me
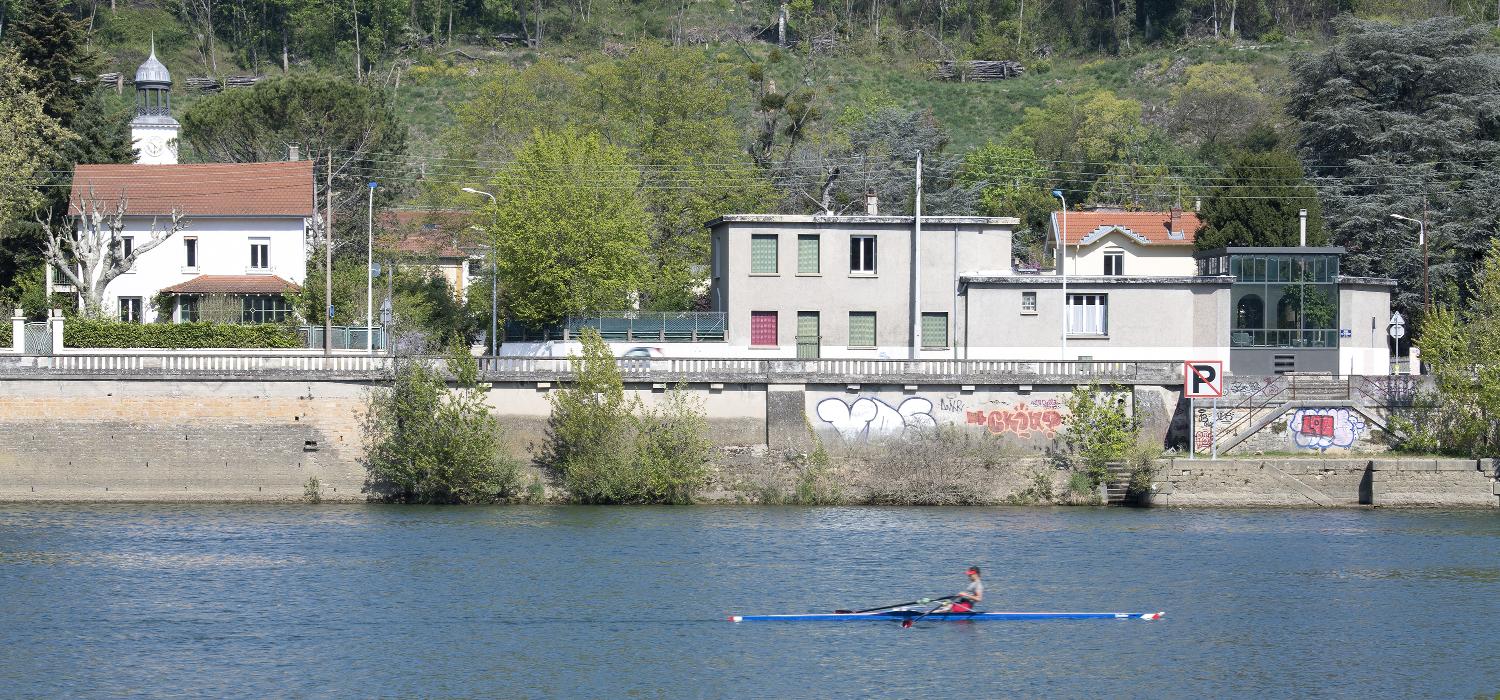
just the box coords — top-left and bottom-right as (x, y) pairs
(1184, 360), (1224, 398)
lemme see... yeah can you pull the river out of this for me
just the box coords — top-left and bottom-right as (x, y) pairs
(0, 504), (1496, 698)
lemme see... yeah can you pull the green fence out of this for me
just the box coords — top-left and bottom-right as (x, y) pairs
(504, 312), (726, 343)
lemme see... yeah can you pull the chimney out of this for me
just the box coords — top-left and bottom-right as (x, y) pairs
(865, 191), (879, 215)
(1193, 198), (1201, 212)
(1299, 209), (1307, 247)
(288, 144), (300, 162)
(1169, 204), (1183, 236)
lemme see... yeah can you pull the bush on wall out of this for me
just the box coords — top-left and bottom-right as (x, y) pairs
(65, 320), (300, 349)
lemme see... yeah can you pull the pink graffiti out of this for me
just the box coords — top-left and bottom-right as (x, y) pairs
(965, 403), (1065, 438)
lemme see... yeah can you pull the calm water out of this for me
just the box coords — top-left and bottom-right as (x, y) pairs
(0, 505), (1497, 699)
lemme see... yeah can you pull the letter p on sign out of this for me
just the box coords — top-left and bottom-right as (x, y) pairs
(1184, 360), (1223, 399)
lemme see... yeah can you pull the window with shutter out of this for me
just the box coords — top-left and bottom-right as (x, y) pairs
(751, 311), (778, 346)
(797, 234), (820, 274)
(751, 234), (778, 274)
(848, 311), (876, 348)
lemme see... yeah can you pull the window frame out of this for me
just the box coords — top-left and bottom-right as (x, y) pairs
(1066, 293), (1109, 337)
(178, 296), (200, 323)
(750, 234), (779, 275)
(118, 296), (143, 323)
(241, 295), (292, 324)
(749, 310), (779, 347)
(1103, 249), (1124, 276)
(849, 235), (877, 275)
(1021, 291), (1038, 314)
(920, 312), (949, 350)
(797, 234), (821, 275)
(183, 236), (198, 270)
(249, 237), (271, 271)
(847, 311), (877, 349)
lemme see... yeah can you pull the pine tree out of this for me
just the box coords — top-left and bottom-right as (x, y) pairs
(1196, 150), (1325, 250)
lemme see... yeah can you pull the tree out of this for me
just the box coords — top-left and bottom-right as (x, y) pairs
(1060, 383), (1137, 489)
(484, 129), (652, 326)
(179, 73), (408, 244)
(1396, 239), (1500, 457)
(1169, 63), (1270, 152)
(1004, 89), (1156, 199)
(1196, 150), (1325, 249)
(1289, 17), (1500, 324)
(0, 52), (70, 238)
(1, 0), (133, 289)
(541, 328), (637, 503)
(364, 342), (521, 503)
(42, 199), (188, 318)
(958, 141), (1055, 261)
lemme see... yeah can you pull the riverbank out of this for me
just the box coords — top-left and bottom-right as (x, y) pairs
(1, 450), (1493, 507)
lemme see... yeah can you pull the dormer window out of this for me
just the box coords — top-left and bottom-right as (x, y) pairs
(1104, 250), (1124, 276)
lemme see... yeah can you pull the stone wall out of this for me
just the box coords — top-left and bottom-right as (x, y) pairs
(1149, 457), (1497, 507)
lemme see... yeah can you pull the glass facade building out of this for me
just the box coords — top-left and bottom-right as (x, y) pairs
(1198, 247), (1343, 349)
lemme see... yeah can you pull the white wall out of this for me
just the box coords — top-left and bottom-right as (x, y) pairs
(98, 216), (309, 323)
(1060, 233), (1198, 277)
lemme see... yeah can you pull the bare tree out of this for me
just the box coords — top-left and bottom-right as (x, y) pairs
(42, 197), (189, 318)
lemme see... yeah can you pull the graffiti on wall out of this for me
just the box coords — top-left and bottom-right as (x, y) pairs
(964, 402), (1066, 438)
(1288, 408), (1367, 451)
(1193, 407), (1239, 452)
(816, 397), (937, 442)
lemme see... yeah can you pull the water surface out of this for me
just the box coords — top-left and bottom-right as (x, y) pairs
(1, 505), (1496, 698)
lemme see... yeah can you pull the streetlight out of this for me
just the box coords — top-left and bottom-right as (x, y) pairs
(1051, 189), (1068, 361)
(1388, 210), (1429, 315)
(462, 187), (499, 356)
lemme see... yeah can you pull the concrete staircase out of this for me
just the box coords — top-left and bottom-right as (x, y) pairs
(1104, 463), (1134, 505)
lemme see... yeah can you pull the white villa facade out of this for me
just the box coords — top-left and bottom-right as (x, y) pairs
(55, 51), (315, 324)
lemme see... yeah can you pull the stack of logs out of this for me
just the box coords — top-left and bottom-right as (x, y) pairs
(935, 60), (1025, 81)
(92, 73), (263, 92)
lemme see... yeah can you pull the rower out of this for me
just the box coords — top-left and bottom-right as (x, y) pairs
(939, 566), (984, 612)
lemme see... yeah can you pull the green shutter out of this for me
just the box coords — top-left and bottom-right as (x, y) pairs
(848, 311), (875, 348)
(921, 312), (948, 349)
(797, 235), (820, 274)
(751, 234), (778, 274)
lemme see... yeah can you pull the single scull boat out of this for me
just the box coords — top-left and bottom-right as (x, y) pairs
(730, 610), (1164, 622)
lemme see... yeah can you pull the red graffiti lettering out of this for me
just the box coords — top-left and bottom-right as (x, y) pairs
(964, 403), (1065, 438)
(1299, 414), (1335, 438)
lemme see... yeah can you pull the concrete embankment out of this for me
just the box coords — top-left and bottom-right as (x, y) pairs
(0, 372), (1493, 506)
(1148, 457), (1499, 508)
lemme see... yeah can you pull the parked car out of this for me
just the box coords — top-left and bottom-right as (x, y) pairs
(620, 346), (667, 371)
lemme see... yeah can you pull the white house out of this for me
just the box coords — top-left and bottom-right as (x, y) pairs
(55, 50), (316, 324)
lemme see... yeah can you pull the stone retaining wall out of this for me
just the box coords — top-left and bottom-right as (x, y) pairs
(1149, 457), (1497, 507)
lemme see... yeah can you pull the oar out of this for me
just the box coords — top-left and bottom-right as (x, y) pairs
(901, 597), (957, 628)
(834, 596), (948, 615)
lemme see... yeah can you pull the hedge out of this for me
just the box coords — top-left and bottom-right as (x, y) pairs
(65, 320), (301, 349)
(0, 323), (9, 348)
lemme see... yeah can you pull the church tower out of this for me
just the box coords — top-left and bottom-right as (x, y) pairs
(130, 39), (179, 165)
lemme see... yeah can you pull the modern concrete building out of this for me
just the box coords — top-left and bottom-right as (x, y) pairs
(709, 207), (1395, 374)
(706, 213), (1019, 359)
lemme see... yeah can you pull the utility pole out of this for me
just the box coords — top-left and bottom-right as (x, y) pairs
(1421, 196), (1430, 317)
(366, 181), (376, 355)
(324, 150), (333, 356)
(1052, 190), (1069, 360)
(911, 151), (922, 360)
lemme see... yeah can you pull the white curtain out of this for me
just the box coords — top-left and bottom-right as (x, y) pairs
(1067, 295), (1106, 335)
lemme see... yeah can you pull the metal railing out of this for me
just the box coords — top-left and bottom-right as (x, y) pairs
(504, 312), (728, 343)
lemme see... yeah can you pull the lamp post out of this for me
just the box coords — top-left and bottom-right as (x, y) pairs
(1388, 209), (1429, 316)
(366, 181), (376, 355)
(462, 187), (499, 356)
(1051, 189), (1068, 361)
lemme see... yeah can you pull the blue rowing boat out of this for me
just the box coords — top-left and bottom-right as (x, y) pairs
(730, 610), (1164, 622)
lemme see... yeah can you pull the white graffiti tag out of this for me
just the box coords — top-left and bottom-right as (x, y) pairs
(1288, 408), (1367, 451)
(815, 397), (937, 442)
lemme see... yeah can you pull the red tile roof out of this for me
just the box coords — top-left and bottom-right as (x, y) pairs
(1052, 210), (1202, 246)
(160, 275), (300, 295)
(70, 161), (315, 217)
(378, 209), (483, 258)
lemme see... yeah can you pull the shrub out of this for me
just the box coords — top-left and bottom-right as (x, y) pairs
(634, 385), (712, 504)
(0, 323), (9, 348)
(364, 342), (521, 503)
(541, 328), (714, 504)
(65, 320), (300, 348)
(1007, 467), (1056, 505)
(1060, 383), (1138, 489)
(790, 441), (843, 505)
(859, 426), (996, 505)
